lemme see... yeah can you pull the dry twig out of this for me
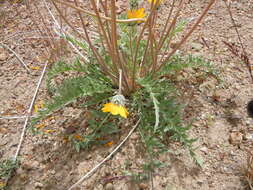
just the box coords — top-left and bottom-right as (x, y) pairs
(0, 43), (30, 73)
(67, 119), (141, 190)
(223, 0), (253, 82)
(4, 61), (48, 186)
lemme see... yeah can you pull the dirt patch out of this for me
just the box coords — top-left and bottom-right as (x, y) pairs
(1, 0), (253, 190)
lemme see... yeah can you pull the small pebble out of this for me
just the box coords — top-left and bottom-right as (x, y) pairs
(200, 146), (208, 154)
(34, 182), (43, 188)
(229, 132), (243, 145)
(244, 133), (253, 140)
(139, 183), (148, 190)
(105, 183), (114, 190)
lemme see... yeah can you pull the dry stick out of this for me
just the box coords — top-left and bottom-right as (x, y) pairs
(5, 62), (48, 186)
(150, 12), (159, 75)
(43, 0), (88, 62)
(100, 0), (112, 42)
(90, 0), (130, 93)
(132, 5), (158, 88)
(89, 0), (115, 59)
(1, 30), (42, 43)
(89, 0), (115, 65)
(51, 0), (84, 39)
(110, 0), (130, 93)
(159, 22), (176, 63)
(26, 0), (52, 58)
(44, 0), (89, 62)
(51, 0), (145, 23)
(15, 62), (48, 159)
(33, 2), (55, 48)
(111, 0), (119, 65)
(0, 115), (36, 120)
(77, 1), (116, 80)
(0, 43), (30, 73)
(67, 119), (141, 190)
(157, 0), (183, 51)
(52, 0), (114, 79)
(157, 0), (176, 49)
(223, 1), (253, 82)
(157, 0), (216, 72)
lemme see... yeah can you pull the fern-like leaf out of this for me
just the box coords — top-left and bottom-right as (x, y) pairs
(31, 75), (113, 126)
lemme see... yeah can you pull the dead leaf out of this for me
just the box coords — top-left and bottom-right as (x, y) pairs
(30, 66), (40, 70)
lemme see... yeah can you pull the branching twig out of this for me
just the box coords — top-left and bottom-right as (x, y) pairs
(43, 0), (89, 62)
(0, 43), (30, 73)
(51, 0), (145, 23)
(67, 119), (141, 190)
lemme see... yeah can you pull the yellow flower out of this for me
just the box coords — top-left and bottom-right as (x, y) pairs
(102, 102), (129, 118)
(73, 134), (83, 141)
(105, 141), (114, 147)
(44, 129), (55, 134)
(0, 181), (6, 188)
(127, 8), (145, 22)
(147, 0), (164, 5)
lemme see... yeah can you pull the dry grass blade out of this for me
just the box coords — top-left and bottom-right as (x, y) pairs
(223, 0), (253, 83)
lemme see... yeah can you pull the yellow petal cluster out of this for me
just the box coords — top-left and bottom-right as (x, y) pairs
(127, 8), (145, 22)
(147, 0), (164, 5)
(102, 102), (129, 118)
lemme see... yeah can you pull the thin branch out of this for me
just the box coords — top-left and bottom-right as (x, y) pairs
(5, 61), (48, 186)
(223, 0), (253, 82)
(51, 0), (145, 23)
(43, 0), (89, 62)
(0, 115), (36, 120)
(0, 43), (30, 73)
(67, 119), (141, 190)
(157, 0), (183, 51)
(157, 0), (176, 49)
(157, 0), (216, 72)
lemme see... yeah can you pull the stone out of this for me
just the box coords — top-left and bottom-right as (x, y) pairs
(244, 133), (253, 140)
(200, 146), (208, 154)
(229, 132), (243, 145)
(34, 182), (43, 188)
(191, 42), (203, 51)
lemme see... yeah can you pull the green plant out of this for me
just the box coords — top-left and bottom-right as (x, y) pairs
(0, 159), (19, 189)
(31, 0), (216, 183)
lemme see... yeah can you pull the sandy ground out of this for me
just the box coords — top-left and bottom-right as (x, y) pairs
(1, 0), (253, 189)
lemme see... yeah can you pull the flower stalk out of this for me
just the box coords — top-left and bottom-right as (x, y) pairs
(49, 0), (216, 95)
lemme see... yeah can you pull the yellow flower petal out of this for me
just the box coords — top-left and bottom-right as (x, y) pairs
(74, 134), (83, 141)
(118, 106), (129, 118)
(105, 141), (114, 147)
(0, 181), (6, 188)
(44, 129), (54, 133)
(30, 66), (40, 70)
(101, 102), (129, 118)
(35, 123), (46, 129)
(127, 8), (146, 23)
